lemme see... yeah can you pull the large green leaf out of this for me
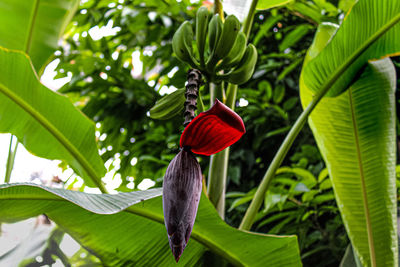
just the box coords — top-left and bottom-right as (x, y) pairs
(303, 0), (400, 97)
(0, 0), (79, 72)
(0, 183), (301, 266)
(300, 24), (398, 267)
(0, 47), (105, 189)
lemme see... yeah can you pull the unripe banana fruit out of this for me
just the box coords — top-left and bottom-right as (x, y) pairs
(217, 31), (247, 70)
(195, 7), (210, 66)
(150, 88), (186, 120)
(214, 15), (241, 60)
(171, 8), (257, 85)
(207, 14), (223, 60)
(222, 44), (258, 85)
(172, 21), (198, 68)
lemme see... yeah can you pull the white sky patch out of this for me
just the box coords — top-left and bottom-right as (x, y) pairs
(167, 66), (179, 78)
(88, 20), (121, 41)
(131, 50), (143, 78)
(59, 234), (81, 257)
(130, 157), (138, 166)
(137, 178), (155, 190)
(238, 98), (249, 107)
(0, 134), (64, 184)
(0, 218), (36, 255)
(159, 85), (177, 96)
(40, 59), (72, 91)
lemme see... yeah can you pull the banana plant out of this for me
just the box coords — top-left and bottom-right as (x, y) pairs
(0, 0), (301, 265)
(0, 0), (400, 266)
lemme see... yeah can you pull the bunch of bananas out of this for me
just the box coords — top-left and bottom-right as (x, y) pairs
(172, 7), (258, 85)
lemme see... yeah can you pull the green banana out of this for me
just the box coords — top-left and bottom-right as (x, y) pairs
(214, 15), (241, 60)
(207, 14), (223, 61)
(149, 88), (186, 120)
(223, 44), (258, 85)
(172, 21), (198, 68)
(195, 7), (210, 67)
(217, 31), (247, 70)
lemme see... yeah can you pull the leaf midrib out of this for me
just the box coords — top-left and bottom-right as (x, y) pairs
(0, 81), (104, 191)
(0, 194), (244, 266)
(25, 0), (40, 54)
(348, 89), (376, 266)
(306, 12), (400, 98)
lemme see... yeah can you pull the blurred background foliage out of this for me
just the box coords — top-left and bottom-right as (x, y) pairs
(39, 0), (400, 266)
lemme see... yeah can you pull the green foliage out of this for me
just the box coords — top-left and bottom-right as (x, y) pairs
(0, 0), (399, 266)
(55, 0), (196, 190)
(0, 47), (105, 189)
(302, 46), (398, 266)
(0, 0), (80, 73)
(0, 183), (301, 266)
(303, 0), (400, 97)
(227, 147), (347, 266)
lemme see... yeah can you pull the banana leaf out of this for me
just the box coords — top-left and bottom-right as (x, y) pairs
(0, 183), (302, 266)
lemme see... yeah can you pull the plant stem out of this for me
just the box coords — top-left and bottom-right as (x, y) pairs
(239, 92), (321, 230)
(207, 0), (226, 218)
(207, 148), (229, 219)
(243, 0), (259, 38)
(213, 0), (224, 19)
(207, 0), (259, 218)
(4, 135), (18, 183)
(184, 69), (202, 127)
(240, 11), (400, 231)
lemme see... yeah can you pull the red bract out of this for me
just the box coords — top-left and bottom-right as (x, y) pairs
(180, 99), (245, 156)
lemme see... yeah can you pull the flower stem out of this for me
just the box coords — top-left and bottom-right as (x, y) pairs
(214, 0), (224, 20)
(239, 96), (316, 230)
(184, 69), (202, 127)
(207, 0), (259, 218)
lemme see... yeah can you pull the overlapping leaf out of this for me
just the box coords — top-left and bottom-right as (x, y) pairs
(0, 183), (302, 266)
(302, 0), (400, 97)
(0, 48), (105, 188)
(300, 23), (398, 266)
(0, 0), (80, 72)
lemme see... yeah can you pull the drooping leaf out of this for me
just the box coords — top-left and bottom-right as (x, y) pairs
(0, 47), (105, 189)
(302, 0), (400, 97)
(300, 23), (398, 266)
(0, 0), (80, 73)
(0, 183), (302, 266)
(180, 99), (245, 156)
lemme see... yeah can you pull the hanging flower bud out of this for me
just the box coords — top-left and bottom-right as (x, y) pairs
(162, 149), (202, 262)
(180, 99), (246, 155)
(162, 69), (246, 262)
